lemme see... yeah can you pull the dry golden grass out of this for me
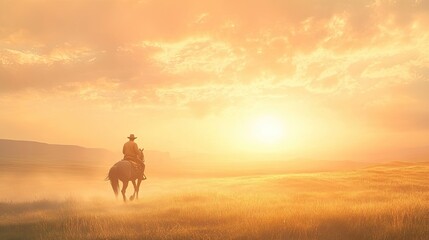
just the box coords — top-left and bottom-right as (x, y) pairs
(1, 162), (429, 240)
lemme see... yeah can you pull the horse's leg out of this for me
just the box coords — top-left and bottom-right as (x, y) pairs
(136, 179), (142, 200)
(130, 180), (137, 201)
(121, 180), (129, 202)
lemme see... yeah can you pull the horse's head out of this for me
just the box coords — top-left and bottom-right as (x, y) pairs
(139, 148), (145, 161)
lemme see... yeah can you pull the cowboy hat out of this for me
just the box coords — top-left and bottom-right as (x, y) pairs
(127, 134), (137, 140)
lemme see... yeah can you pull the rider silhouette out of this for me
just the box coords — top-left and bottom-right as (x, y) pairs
(123, 134), (141, 163)
(123, 134), (146, 180)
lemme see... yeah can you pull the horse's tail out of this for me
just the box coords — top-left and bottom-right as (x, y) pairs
(108, 167), (119, 197)
(110, 178), (119, 197)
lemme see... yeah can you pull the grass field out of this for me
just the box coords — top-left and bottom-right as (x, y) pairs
(1, 162), (429, 240)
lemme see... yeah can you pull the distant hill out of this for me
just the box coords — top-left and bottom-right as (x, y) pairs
(3, 139), (427, 178)
(0, 139), (116, 164)
(0, 139), (171, 176)
(0, 139), (116, 176)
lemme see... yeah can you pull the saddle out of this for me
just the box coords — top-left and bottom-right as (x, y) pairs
(123, 158), (146, 180)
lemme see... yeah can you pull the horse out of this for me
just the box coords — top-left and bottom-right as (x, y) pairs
(106, 148), (146, 202)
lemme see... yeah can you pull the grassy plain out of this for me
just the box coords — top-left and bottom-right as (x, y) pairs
(1, 162), (429, 240)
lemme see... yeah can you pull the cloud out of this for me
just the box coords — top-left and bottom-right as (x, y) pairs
(0, 0), (428, 122)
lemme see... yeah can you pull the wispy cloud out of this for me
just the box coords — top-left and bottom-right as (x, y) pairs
(1, 0), (429, 150)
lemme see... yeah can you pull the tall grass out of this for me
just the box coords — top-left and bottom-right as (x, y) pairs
(1, 162), (428, 240)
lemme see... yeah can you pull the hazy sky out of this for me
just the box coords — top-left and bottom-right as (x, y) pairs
(1, 0), (428, 158)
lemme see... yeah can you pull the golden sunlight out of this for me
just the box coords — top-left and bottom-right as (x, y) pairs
(251, 115), (284, 144)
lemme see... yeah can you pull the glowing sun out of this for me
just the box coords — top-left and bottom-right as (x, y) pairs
(251, 115), (284, 144)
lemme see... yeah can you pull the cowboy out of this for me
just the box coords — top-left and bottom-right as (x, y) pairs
(123, 134), (142, 163)
(123, 134), (146, 180)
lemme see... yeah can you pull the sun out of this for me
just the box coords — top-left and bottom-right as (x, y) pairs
(251, 115), (284, 144)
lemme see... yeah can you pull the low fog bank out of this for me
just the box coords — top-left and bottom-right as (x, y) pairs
(1, 160), (429, 205)
(0, 171), (189, 202)
(2, 139), (429, 202)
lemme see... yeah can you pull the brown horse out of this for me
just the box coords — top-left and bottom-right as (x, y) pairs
(106, 148), (145, 202)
